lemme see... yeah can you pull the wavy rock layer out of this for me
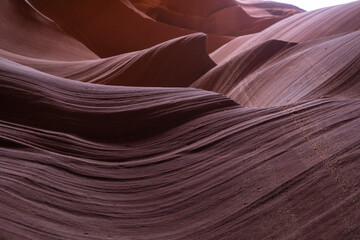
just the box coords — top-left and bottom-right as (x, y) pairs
(212, 1), (360, 63)
(195, 31), (360, 106)
(192, 39), (298, 96)
(130, 0), (303, 36)
(1, 57), (360, 240)
(27, 0), (197, 56)
(27, 0), (232, 55)
(27, 0), (301, 55)
(0, 0), (98, 60)
(0, 0), (360, 239)
(1, 33), (215, 87)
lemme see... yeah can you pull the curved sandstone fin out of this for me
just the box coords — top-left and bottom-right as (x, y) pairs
(1, 55), (360, 239)
(0, 0), (98, 60)
(1, 33), (216, 87)
(192, 39), (297, 94)
(213, 1), (360, 63)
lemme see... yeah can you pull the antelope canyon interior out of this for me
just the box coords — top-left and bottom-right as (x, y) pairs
(0, 0), (359, 239)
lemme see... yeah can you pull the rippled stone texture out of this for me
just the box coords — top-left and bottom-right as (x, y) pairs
(0, 0), (359, 239)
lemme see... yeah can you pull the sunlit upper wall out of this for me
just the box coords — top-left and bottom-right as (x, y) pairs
(268, 0), (358, 11)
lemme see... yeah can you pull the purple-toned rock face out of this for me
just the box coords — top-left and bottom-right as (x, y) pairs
(0, 0), (359, 239)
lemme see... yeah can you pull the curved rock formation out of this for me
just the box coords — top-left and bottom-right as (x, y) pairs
(28, 0), (301, 55)
(192, 39), (297, 95)
(27, 0), (197, 56)
(0, 0), (359, 239)
(212, 1), (360, 63)
(0, 0), (97, 60)
(1, 57), (360, 239)
(27, 0), (233, 55)
(1, 33), (215, 87)
(130, 0), (303, 36)
(195, 31), (360, 107)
